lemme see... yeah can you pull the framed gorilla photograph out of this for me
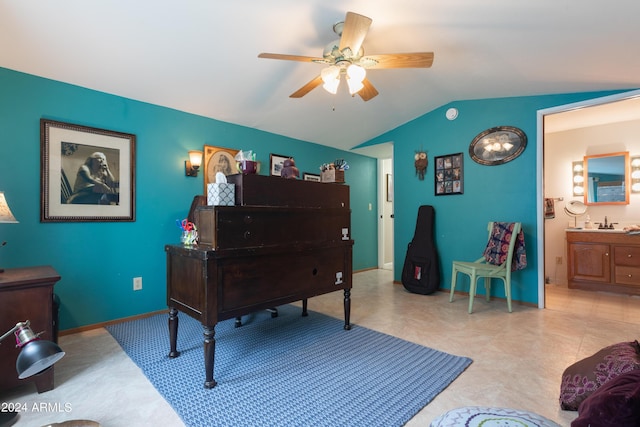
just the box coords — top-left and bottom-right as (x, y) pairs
(40, 119), (136, 222)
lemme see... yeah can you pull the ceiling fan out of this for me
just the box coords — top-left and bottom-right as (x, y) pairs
(258, 11), (434, 102)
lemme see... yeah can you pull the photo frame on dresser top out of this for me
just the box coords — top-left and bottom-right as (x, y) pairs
(303, 173), (321, 182)
(434, 153), (463, 196)
(203, 145), (239, 194)
(270, 153), (290, 177)
(40, 119), (136, 222)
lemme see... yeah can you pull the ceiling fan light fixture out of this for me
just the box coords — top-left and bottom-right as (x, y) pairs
(321, 66), (340, 94)
(346, 64), (365, 82)
(347, 76), (364, 95)
(346, 64), (366, 95)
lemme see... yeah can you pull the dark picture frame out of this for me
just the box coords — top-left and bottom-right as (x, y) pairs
(435, 152), (463, 196)
(203, 145), (239, 193)
(270, 153), (290, 176)
(469, 126), (527, 166)
(40, 119), (136, 222)
(303, 172), (321, 182)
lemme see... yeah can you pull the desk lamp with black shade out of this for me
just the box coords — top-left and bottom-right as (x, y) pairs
(0, 321), (66, 426)
(0, 191), (65, 426)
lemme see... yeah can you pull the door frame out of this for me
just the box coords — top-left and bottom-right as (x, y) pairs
(536, 88), (640, 308)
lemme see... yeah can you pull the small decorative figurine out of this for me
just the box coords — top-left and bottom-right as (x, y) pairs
(414, 150), (428, 180)
(281, 158), (300, 179)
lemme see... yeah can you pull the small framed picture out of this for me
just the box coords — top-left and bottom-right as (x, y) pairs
(40, 119), (136, 222)
(303, 172), (321, 182)
(435, 152), (463, 196)
(270, 153), (290, 176)
(203, 145), (239, 193)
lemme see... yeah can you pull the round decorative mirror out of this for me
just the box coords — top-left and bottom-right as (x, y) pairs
(469, 126), (527, 166)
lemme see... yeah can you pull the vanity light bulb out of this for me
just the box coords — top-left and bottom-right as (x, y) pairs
(573, 175), (584, 183)
(573, 186), (584, 195)
(633, 182), (640, 192)
(573, 164), (583, 172)
(632, 170), (640, 179)
(631, 158), (640, 168)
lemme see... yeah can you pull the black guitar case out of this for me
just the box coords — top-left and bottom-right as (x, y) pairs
(401, 205), (440, 295)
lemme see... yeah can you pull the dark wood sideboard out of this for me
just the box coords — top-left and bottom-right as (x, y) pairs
(165, 174), (353, 388)
(0, 266), (61, 393)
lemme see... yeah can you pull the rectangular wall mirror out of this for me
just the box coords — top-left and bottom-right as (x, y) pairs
(583, 151), (630, 205)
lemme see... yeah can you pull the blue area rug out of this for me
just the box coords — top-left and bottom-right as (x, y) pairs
(107, 305), (472, 427)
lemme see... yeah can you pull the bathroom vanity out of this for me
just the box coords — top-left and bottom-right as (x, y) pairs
(567, 230), (640, 295)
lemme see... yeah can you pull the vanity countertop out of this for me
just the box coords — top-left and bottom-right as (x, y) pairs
(565, 229), (640, 236)
(566, 228), (626, 233)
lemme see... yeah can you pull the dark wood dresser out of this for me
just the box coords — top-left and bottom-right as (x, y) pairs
(165, 175), (353, 388)
(0, 266), (61, 393)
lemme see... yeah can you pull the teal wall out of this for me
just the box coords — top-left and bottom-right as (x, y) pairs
(0, 67), (378, 331)
(359, 90), (625, 306)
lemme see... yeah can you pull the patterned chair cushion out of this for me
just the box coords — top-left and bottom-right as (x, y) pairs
(559, 340), (640, 410)
(430, 406), (561, 427)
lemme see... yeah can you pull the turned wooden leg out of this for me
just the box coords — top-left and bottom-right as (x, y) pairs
(168, 307), (180, 358)
(203, 325), (217, 389)
(301, 299), (308, 317)
(343, 289), (351, 330)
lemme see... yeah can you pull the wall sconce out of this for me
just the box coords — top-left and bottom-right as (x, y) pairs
(572, 161), (584, 196)
(631, 155), (640, 193)
(185, 150), (203, 177)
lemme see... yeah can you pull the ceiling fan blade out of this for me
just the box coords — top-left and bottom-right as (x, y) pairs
(258, 53), (327, 63)
(361, 52), (434, 69)
(339, 12), (372, 55)
(290, 76), (323, 98)
(358, 78), (379, 102)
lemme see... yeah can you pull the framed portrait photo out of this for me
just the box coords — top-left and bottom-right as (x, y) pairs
(435, 152), (463, 196)
(40, 119), (136, 222)
(270, 153), (290, 177)
(203, 145), (239, 193)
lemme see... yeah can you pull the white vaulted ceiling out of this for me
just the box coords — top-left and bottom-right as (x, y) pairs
(1, 1), (640, 155)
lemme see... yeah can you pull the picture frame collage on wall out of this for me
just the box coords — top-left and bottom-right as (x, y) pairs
(435, 152), (464, 196)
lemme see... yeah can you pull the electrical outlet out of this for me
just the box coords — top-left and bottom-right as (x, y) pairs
(133, 277), (142, 291)
(555, 256), (563, 265)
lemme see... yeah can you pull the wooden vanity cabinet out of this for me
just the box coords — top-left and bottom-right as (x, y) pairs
(567, 231), (640, 295)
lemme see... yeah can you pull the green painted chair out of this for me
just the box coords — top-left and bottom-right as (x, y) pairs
(450, 222), (522, 313)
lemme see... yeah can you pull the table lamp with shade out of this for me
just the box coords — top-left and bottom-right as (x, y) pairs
(0, 190), (18, 273)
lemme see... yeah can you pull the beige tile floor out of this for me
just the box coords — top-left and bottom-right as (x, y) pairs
(2, 269), (639, 427)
